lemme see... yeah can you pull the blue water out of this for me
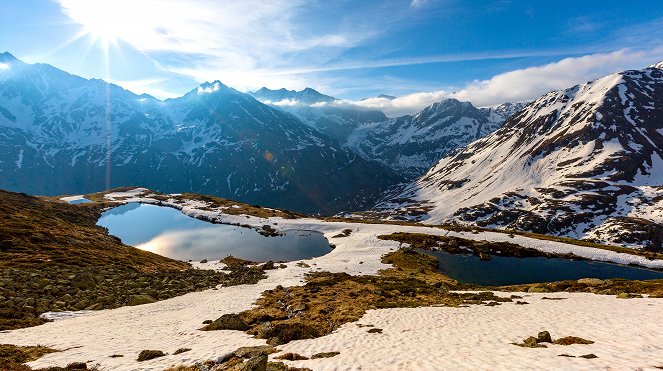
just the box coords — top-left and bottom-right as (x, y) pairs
(417, 248), (663, 286)
(69, 198), (92, 204)
(97, 203), (331, 262)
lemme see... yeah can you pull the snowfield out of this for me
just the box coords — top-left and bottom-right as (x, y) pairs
(2, 190), (663, 370)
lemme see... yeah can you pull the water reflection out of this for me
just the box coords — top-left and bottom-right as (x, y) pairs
(97, 203), (331, 262)
(417, 248), (663, 286)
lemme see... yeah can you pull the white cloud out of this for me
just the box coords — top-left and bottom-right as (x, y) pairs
(197, 82), (221, 94)
(410, 0), (428, 8)
(0, 63), (9, 70)
(57, 0), (378, 91)
(341, 48), (663, 116)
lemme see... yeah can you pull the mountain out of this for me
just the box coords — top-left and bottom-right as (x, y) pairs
(374, 62), (663, 249)
(346, 99), (524, 178)
(251, 87), (336, 105)
(0, 53), (400, 214)
(257, 87), (526, 179)
(252, 87), (389, 143)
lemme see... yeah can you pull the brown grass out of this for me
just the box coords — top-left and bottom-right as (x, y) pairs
(0, 344), (57, 371)
(236, 249), (506, 345)
(0, 190), (188, 271)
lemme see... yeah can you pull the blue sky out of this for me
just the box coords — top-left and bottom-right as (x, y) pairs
(1, 0), (663, 114)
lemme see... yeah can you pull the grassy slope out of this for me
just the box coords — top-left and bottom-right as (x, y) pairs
(0, 190), (188, 271)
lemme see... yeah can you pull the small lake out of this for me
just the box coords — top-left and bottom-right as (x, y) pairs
(417, 249), (663, 286)
(97, 203), (332, 262)
(68, 198), (92, 204)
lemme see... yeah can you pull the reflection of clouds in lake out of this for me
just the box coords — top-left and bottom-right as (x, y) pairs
(136, 227), (242, 261)
(134, 226), (331, 262)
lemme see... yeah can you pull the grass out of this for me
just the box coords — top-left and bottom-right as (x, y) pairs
(0, 189), (266, 332)
(233, 248), (507, 345)
(1, 190), (188, 271)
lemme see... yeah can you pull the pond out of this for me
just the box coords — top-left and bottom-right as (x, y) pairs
(417, 248), (663, 286)
(97, 203), (332, 262)
(69, 198), (92, 204)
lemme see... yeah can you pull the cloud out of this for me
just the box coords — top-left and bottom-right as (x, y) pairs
(197, 82), (221, 94)
(339, 48), (663, 116)
(0, 62), (9, 70)
(451, 48), (663, 106)
(410, 0), (428, 8)
(56, 0), (381, 91)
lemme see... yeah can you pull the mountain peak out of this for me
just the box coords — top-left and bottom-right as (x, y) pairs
(0, 52), (17, 62)
(251, 86), (336, 105)
(649, 60), (663, 69)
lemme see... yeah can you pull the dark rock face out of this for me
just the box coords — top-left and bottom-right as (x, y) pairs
(0, 55), (399, 215)
(377, 63), (663, 248)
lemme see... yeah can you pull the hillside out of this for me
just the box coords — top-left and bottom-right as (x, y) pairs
(374, 62), (663, 249)
(0, 53), (399, 215)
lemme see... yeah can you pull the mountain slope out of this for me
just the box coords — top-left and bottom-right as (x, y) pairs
(346, 99), (524, 178)
(375, 63), (663, 249)
(0, 53), (399, 214)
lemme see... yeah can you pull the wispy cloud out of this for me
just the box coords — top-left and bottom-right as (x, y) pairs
(335, 48), (663, 116)
(410, 0), (429, 8)
(57, 0), (383, 91)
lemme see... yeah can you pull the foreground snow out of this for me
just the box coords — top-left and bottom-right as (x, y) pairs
(2, 190), (662, 370)
(277, 293), (663, 370)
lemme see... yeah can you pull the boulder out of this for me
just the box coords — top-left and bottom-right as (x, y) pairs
(202, 313), (249, 331)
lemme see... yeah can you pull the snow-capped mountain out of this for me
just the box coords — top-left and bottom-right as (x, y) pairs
(257, 88), (526, 178)
(252, 87), (389, 143)
(374, 62), (663, 248)
(346, 99), (524, 178)
(0, 53), (399, 214)
(252, 87), (336, 105)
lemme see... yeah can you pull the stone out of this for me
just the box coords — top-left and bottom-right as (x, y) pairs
(580, 354), (598, 359)
(275, 353), (309, 361)
(202, 313), (249, 331)
(553, 336), (594, 345)
(239, 354), (267, 371)
(537, 331), (553, 343)
(311, 351), (340, 359)
(234, 345), (276, 358)
(128, 295), (156, 306)
(137, 350), (166, 361)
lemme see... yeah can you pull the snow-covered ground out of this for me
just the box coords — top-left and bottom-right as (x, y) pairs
(2, 189), (663, 370)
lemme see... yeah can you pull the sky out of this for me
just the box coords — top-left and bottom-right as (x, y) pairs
(1, 0), (663, 116)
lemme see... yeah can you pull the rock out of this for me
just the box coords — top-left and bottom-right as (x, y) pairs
(129, 295), (156, 306)
(71, 272), (97, 290)
(200, 259), (208, 263)
(137, 350), (166, 361)
(311, 351), (340, 359)
(260, 261), (275, 270)
(202, 313), (249, 331)
(290, 303), (306, 312)
(239, 354), (267, 371)
(478, 252), (491, 261)
(234, 345), (276, 358)
(517, 336), (547, 348)
(64, 362), (87, 369)
(537, 331), (553, 343)
(173, 348), (191, 355)
(616, 292), (641, 299)
(580, 353), (598, 359)
(527, 286), (549, 293)
(367, 328), (382, 333)
(553, 336), (594, 345)
(275, 353), (309, 361)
